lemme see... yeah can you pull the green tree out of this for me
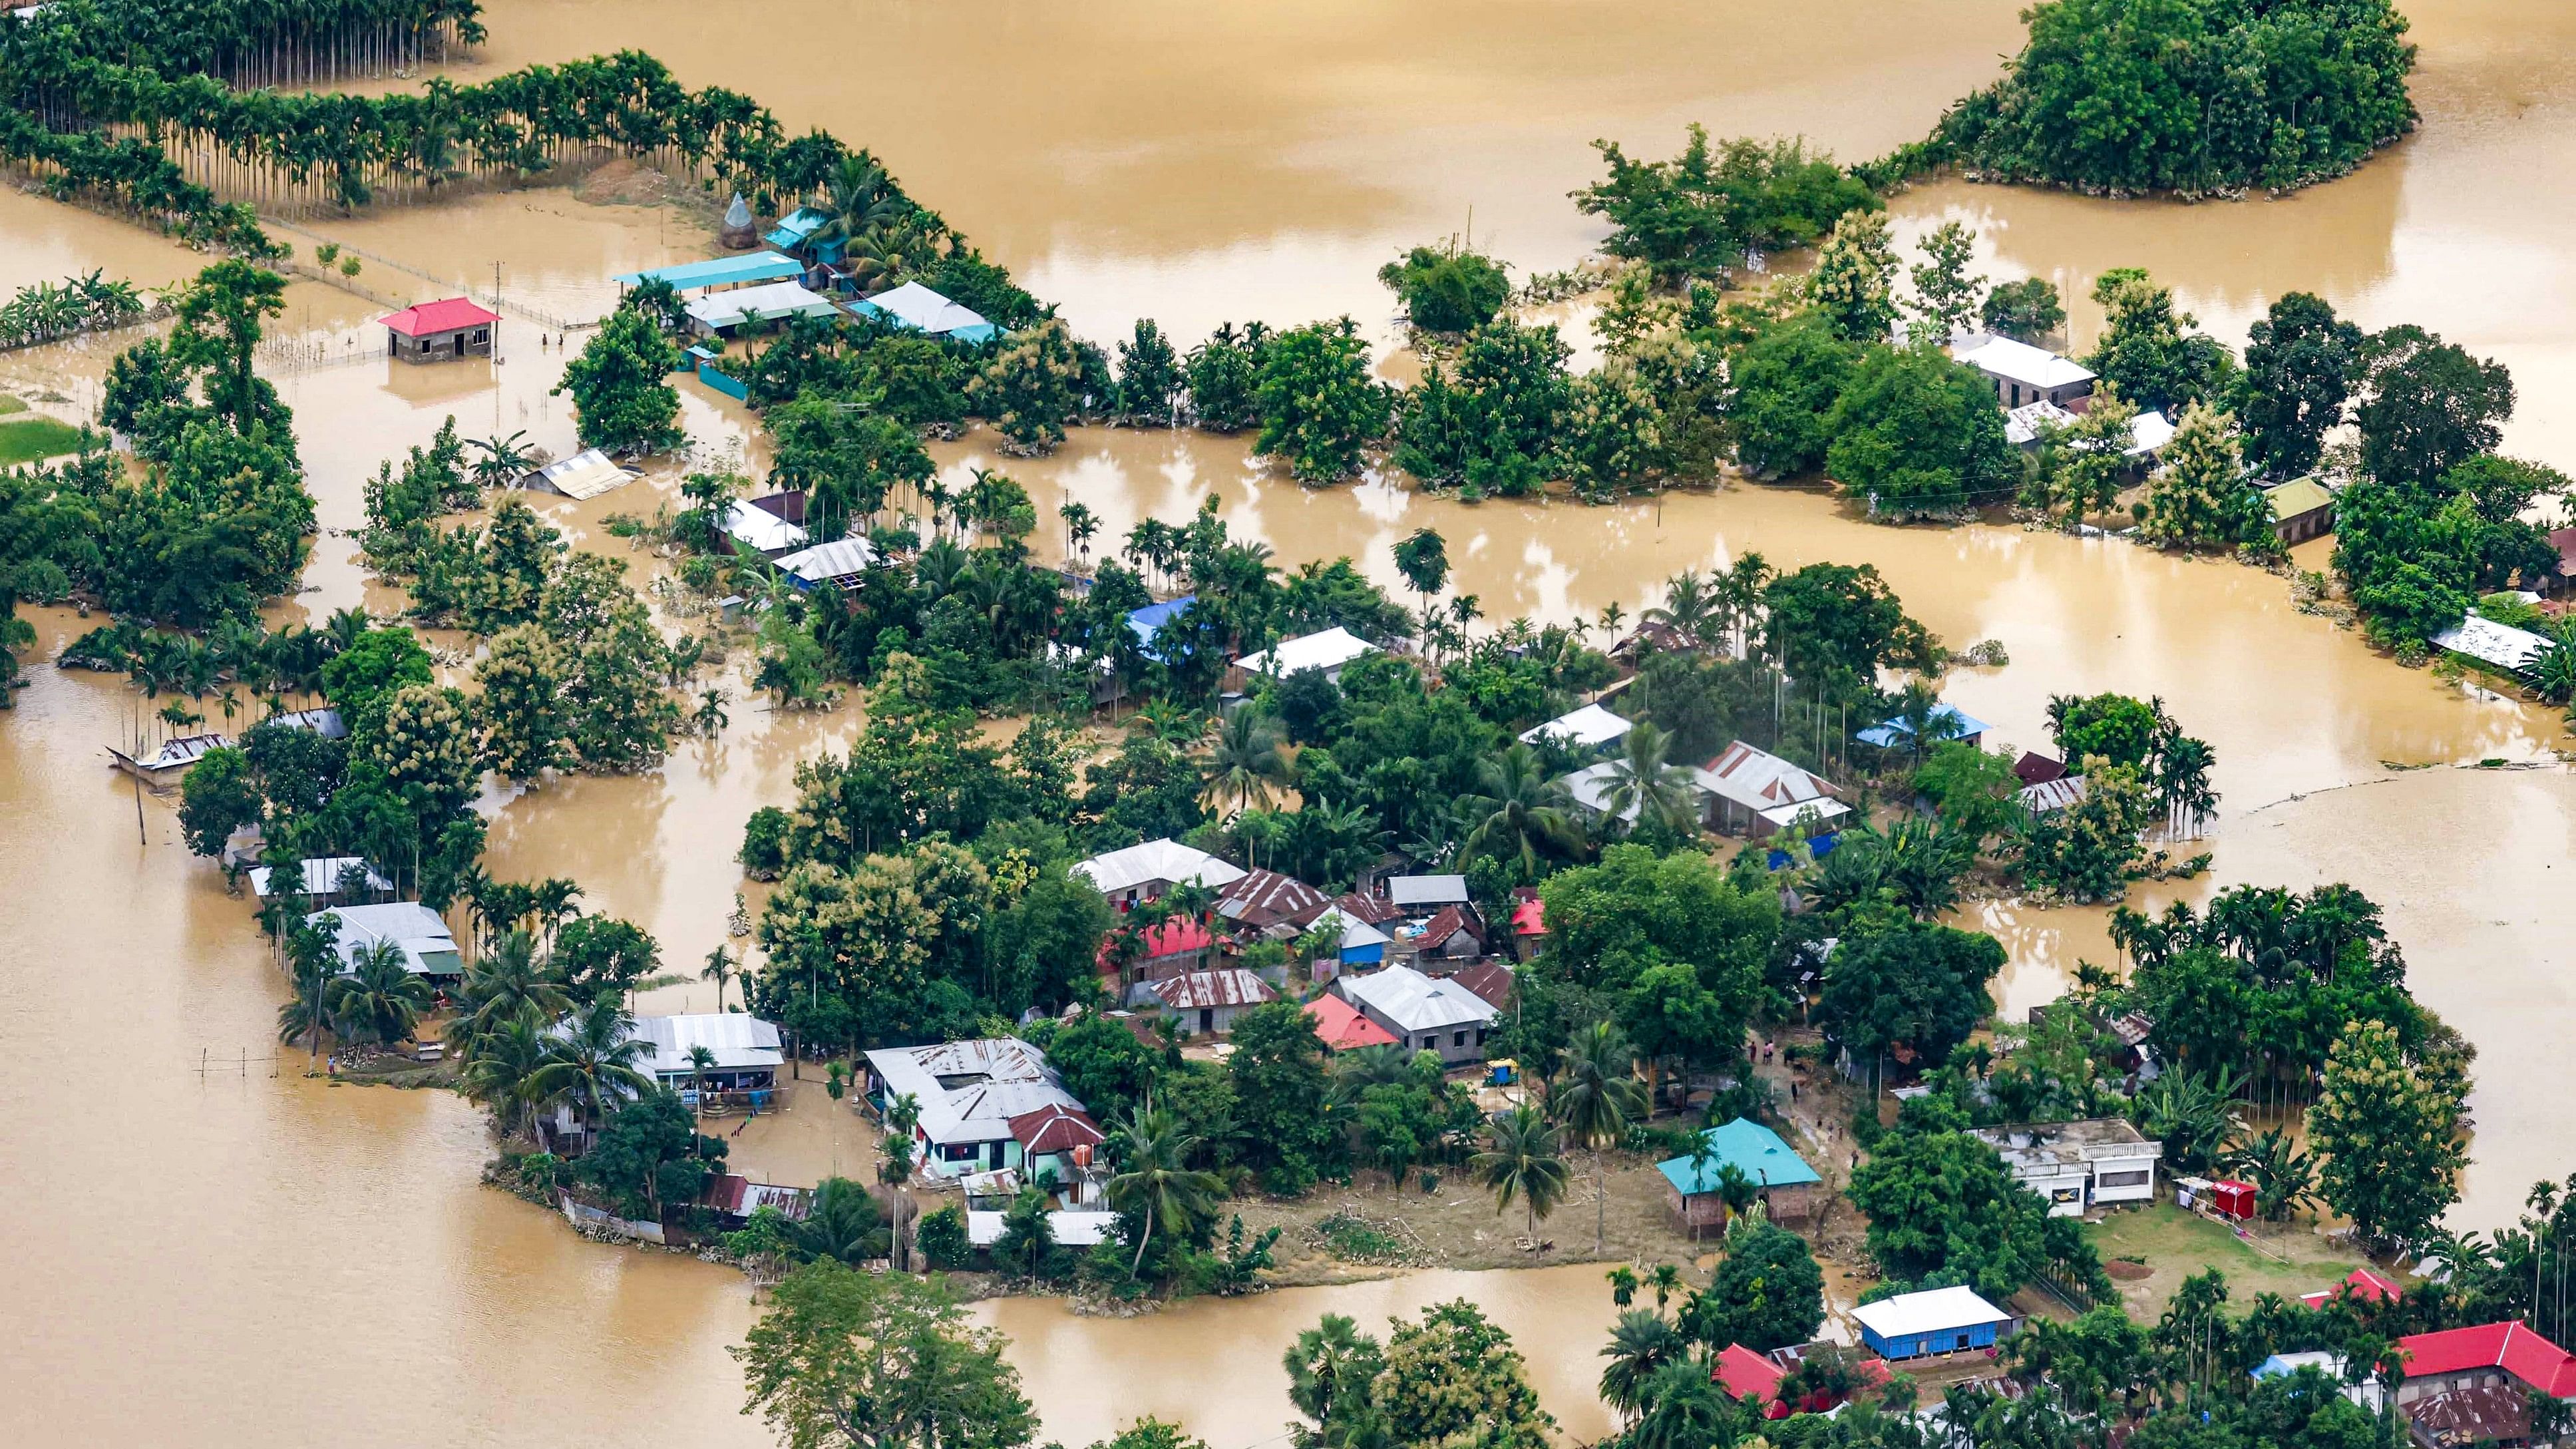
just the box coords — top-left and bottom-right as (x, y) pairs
(1115, 319), (1185, 425)
(2308, 1019), (2466, 1249)
(969, 318), (1085, 453)
(1825, 343), (2018, 520)
(1761, 560), (1934, 698)
(2139, 401), (2265, 551)
(554, 305), (683, 456)
(1551, 1020), (1647, 1255)
(1379, 243), (1513, 334)
(1473, 1103), (1570, 1249)
(1807, 210), (1899, 342)
(2354, 324), (2516, 491)
(2022, 383), (2139, 526)
(168, 258), (287, 430)
(1690, 1221), (1827, 1351)
(369, 682), (477, 820)
(178, 743), (261, 857)
(2083, 268), (2234, 414)
(1908, 220), (1984, 339)
(1255, 318), (1393, 483)
(474, 623), (570, 784)
(1106, 1102), (1228, 1277)
(1372, 1301), (1556, 1449)
(1726, 311), (1860, 480)
(2236, 292), (2363, 480)
(1285, 1313), (1387, 1449)
(1573, 126), (1877, 287)
(733, 1259), (1037, 1449)
(1228, 1001), (1342, 1193)
(1185, 323), (1264, 433)
(1815, 923), (2006, 1085)
(1457, 743), (1585, 885)
(1980, 278), (2064, 345)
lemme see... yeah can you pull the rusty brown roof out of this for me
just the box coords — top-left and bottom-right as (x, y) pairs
(1145, 968), (1280, 1010)
(1217, 867), (1332, 929)
(1443, 961), (1517, 1010)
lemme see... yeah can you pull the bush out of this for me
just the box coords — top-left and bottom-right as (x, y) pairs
(916, 1205), (971, 1270)
(1379, 244), (1513, 333)
(741, 805), (790, 879)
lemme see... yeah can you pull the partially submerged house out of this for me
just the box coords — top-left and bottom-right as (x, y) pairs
(683, 280), (840, 337)
(1972, 1118), (2162, 1215)
(106, 731), (226, 785)
(2016, 774), (2087, 817)
(517, 448), (635, 500)
(1657, 1118), (1825, 1228)
(381, 298), (498, 363)
(2432, 614), (2553, 678)
(622, 1013), (786, 1094)
(1518, 702), (1633, 753)
(1232, 626), (1378, 684)
(1337, 964), (1498, 1064)
(850, 282), (1002, 343)
(1850, 1286), (2018, 1362)
(1950, 332), (2096, 411)
(860, 1038), (1102, 1187)
(773, 536), (877, 592)
(720, 492), (811, 557)
(1855, 704), (1989, 752)
(249, 856), (392, 905)
(1140, 968), (1278, 1037)
(2265, 475), (2338, 545)
(305, 901), (462, 981)
(1072, 837), (1247, 910)
(1698, 741), (1849, 839)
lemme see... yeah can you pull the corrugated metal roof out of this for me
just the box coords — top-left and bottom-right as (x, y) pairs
(381, 297), (498, 337)
(1145, 968), (1278, 1010)
(1306, 994), (1399, 1050)
(1386, 875), (1469, 907)
(613, 252), (802, 291)
(1235, 626), (1376, 678)
(2265, 475), (2336, 521)
(1698, 740), (1838, 813)
(1340, 964), (1497, 1033)
(1216, 867), (1330, 927)
(1519, 702), (1632, 748)
(1006, 1102), (1106, 1153)
(1849, 1286), (2012, 1341)
(1072, 839), (1245, 897)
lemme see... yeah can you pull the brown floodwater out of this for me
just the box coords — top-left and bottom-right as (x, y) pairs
(8, 0), (2576, 1442)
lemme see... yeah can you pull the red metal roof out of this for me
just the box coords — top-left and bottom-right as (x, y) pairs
(2300, 1267), (2405, 1310)
(1330, 891), (1400, 927)
(1007, 1103), (1107, 1153)
(1713, 1343), (1786, 1402)
(1415, 905), (1483, 949)
(380, 297), (498, 337)
(1510, 894), (1546, 936)
(1305, 994), (1398, 1051)
(2012, 751), (2068, 786)
(2397, 1321), (2576, 1397)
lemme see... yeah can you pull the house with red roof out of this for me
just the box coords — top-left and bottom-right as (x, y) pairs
(381, 297), (498, 363)
(1100, 916), (1219, 1003)
(1306, 993), (1399, 1052)
(1713, 1342), (1893, 1418)
(2300, 1267), (2405, 1311)
(2393, 1321), (2576, 1406)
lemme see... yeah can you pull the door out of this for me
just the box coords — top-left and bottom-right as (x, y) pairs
(1199, 1008), (1214, 1034)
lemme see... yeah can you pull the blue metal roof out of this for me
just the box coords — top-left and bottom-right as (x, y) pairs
(614, 253), (803, 291)
(1126, 596), (1199, 662)
(1656, 1118), (1822, 1195)
(1855, 703), (1991, 748)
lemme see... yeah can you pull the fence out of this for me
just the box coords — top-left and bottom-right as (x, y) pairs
(694, 362), (750, 401)
(262, 216), (608, 334)
(560, 1193), (666, 1243)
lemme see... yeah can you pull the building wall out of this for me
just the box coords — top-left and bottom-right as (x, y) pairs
(2274, 506), (2333, 544)
(1360, 1005), (1487, 1064)
(1863, 1320), (2003, 1361)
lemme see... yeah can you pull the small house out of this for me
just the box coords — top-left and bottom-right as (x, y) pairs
(249, 856), (391, 905)
(1232, 626), (1378, 684)
(106, 731), (227, 785)
(613, 253), (803, 294)
(704, 1173), (813, 1225)
(517, 448), (635, 500)
(682, 279), (840, 337)
(1392, 904), (1485, 964)
(1106, 917), (1218, 1000)
(773, 537), (878, 592)
(1215, 867), (1333, 936)
(1656, 1118), (1825, 1228)
(2302, 1267), (2406, 1312)
(1071, 838), (1247, 910)
(1123, 596), (1200, 664)
(2392, 1321), (2576, 1406)
(622, 1013), (786, 1094)
(1855, 704), (1989, 752)
(2265, 475), (2338, 544)
(721, 493), (811, 557)
(381, 298), (497, 363)
(1304, 907), (1391, 981)
(1714, 1342), (1893, 1418)
(1518, 702), (1633, 753)
(1306, 993), (1400, 1052)
(1950, 331), (2095, 411)
(849, 281), (1000, 343)
(1383, 874), (1471, 911)
(305, 901), (462, 982)
(2251, 1351), (2386, 1411)
(763, 206), (834, 260)
(1849, 1286), (2018, 1362)
(1698, 740), (1849, 839)
(1509, 892), (1546, 959)
(1141, 968), (1278, 1037)
(1338, 964), (1497, 1064)
(860, 1038), (1098, 1184)
(1972, 1118), (2162, 1215)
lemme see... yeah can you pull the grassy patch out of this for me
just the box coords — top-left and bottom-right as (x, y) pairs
(0, 393), (27, 415)
(0, 415), (85, 467)
(1315, 1210), (1421, 1267)
(2085, 1204), (2376, 1321)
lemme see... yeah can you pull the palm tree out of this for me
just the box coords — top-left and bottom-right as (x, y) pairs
(449, 929), (570, 1053)
(276, 916), (342, 1068)
(526, 998), (652, 1132)
(1199, 708), (1290, 817)
(1716, 550), (1775, 658)
(2157, 731), (2219, 839)
(1457, 743), (1584, 883)
(331, 939), (434, 1048)
(1552, 1021), (1648, 1255)
(1643, 569), (1720, 649)
(701, 944), (737, 1012)
(1473, 1103), (1570, 1252)
(687, 1044), (719, 1125)
(1879, 679), (1962, 765)
(1597, 722), (1702, 839)
(1106, 1103), (1226, 1278)
(1600, 1309), (1688, 1422)
(459, 1014), (550, 1139)
(1630, 1357), (1732, 1449)
(468, 430), (534, 491)
(795, 1177), (892, 1264)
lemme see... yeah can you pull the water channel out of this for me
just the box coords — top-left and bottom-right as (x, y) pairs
(5, 1), (2576, 1443)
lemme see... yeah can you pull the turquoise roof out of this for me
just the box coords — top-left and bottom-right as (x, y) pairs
(614, 253), (802, 291)
(1656, 1118), (1821, 1195)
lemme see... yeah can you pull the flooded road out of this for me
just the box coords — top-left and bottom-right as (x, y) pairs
(5, 0), (2576, 1442)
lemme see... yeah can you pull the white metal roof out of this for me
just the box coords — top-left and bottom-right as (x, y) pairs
(774, 536), (876, 586)
(1340, 964), (1498, 1034)
(2126, 409), (2177, 456)
(1952, 333), (2095, 390)
(1235, 626), (1378, 678)
(1756, 797), (1853, 829)
(862, 1038), (1083, 1147)
(1849, 1285), (2013, 1340)
(250, 857), (392, 900)
(1697, 740), (1838, 815)
(520, 447), (634, 500)
(1385, 875), (1469, 907)
(625, 1013), (785, 1077)
(2432, 615), (2552, 673)
(967, 1209), (1119, 1247)
(858, 282), (992, 336)
(306, 902), (460, 976)
(684, 280), (841, 331)
(1309, 909), (1391, 951)
(721, 498), (809, 554)
(2017, 775), (2088, 815)
(1520, 702), (1634, 748)
(262, 707), (346, 738)
(1071, 839), (1246, 897)
(2003, 399), (2079, 447)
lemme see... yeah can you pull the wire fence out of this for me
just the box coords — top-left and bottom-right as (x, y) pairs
(262, 214), (608, 333)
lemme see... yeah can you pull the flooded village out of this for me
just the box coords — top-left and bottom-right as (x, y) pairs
(6, 2), (2576, 1448)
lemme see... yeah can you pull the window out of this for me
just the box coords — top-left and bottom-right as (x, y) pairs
(940, 1141), (978, 1163)
(1453, 1030), (1469, 1047)
(1421, 1035), (1438, 1050)
(2098, 1169), (2151, 1188)
(1956, 1333), (1972, 1350)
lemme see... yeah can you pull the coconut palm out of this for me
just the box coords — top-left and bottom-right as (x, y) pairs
(1600, 1309), (1688, 1422)
(1596, 722), (1702, 839)
(331, 939), (434, 1047)
(1106, 1103), (1227, 1277)
(459, 1014), (551, 1138)
(1879, 679), (1962, 765)
(525, 998), (652, 1130)
(686, 1043), (718, 1124)
(1473, 1103), (1570, 1251)
(1458, 743), (1586, 882)
(1643, 569), (1721, 649)
(1552, 1020), (1648, 1255)
(448, 929), (570, 1052)
(1199, 708), (1290, 817)
(1630, 1357), (1732, 1449)
(1715, 551), (1775, 658)
(794, 1176), (893, 1265)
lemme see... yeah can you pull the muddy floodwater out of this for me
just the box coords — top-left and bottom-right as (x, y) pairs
(7, 0), (2576, 1444)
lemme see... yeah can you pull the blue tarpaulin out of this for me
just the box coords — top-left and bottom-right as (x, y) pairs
(614, 253), (802, 291)
(1126, 596), (1199, 662)
(1768, 831), (1841, 870)
(1856, 704), (1990, 748)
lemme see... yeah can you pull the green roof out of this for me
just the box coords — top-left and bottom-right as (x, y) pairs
(1656, 1117), (1821, 1195)
(2266, 476), (2335, 521)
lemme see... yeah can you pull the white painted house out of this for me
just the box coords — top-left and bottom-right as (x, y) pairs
(862, 1038), (1106, 1192)
(1972, 1118), (2163, 1216)
(1234, 626), (1378, 682)
(1071, 838), (1246, 909)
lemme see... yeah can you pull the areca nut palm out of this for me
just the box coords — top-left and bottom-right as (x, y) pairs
(1553, 1020), (1648, 1255)
(1473, 1103), (1571, 1251)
